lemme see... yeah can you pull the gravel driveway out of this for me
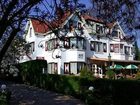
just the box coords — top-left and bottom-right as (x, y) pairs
(0, 80), (85, 105)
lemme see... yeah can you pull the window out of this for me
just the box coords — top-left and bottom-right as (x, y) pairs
(69, 37), (86, 50)
(114, 44), (119, 53)
(91, 41), (103, 52)
(70, 37), (77, 48)
(95, 42), (99, 52)
(45, 39), (59, 51)
(110, 44), (114, 52)
(112, 30), (118, 38)
(64, 38), (70, 48)
(96, 42), (102, 52)
(98, 42), (103, 52)
(70, 63), (77, 74)
(103, 43), (107, 52)
(96, 25), (100, 34)
(77, 63), (85, 73)
(70, 62), (85, 74)
(120, 44), (123, 53)
(64, 63), (70, 74)
(124, 46), (130, 55)
(46, 40), (52, 51)
(77, 38), (85, 50)
(47, 63), (58, 74)
(100, 26), (103, 33)
(29, 42), (35, 53)
(90, 41), (95, 51)
(131, 47), (134, 55)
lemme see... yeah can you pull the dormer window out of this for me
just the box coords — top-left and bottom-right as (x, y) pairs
(112, 30), (118, 38)
(96, 25), (100, 34)
(96, 25), (104, 34)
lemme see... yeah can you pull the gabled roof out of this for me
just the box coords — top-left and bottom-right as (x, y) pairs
(82, 14), (116, 28)
(31, 11), (71, 34)
(31, 19), (50, 33)
(106, 22), (116, 29)
(30, 11), (117, 34)
(82, 15), (104, 23)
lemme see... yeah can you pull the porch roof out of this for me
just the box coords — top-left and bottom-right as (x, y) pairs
(87, 57), (140, 65)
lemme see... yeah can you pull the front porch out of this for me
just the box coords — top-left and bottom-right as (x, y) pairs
(87, 57), (140, 78)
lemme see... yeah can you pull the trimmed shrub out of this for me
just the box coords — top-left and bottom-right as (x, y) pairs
(18, 60), (140, 105)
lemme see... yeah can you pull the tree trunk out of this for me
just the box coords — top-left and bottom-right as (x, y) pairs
(0, 28), (20, 65)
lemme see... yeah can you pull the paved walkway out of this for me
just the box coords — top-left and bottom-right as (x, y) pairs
(0, 81), (85, 105)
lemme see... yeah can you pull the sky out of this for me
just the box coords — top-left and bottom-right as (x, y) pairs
(38, 0), (140, 48)
(79, 0), (140, 48)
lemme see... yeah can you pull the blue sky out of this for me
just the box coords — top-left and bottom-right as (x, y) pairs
(38, 0), (140, 48)
(79, 0), (140, 48)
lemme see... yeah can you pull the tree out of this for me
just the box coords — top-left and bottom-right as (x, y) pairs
(0, 0), (43, 66)
(134, 41), (140, 60)
(89, 0), (140, 35)
(0, 0), (86, 66)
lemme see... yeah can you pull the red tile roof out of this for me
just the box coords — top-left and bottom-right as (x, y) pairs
(82, 15), (104, 23)
(31, 19), (50, 33)
(31, 11), (71, 34)
(106, 22), (116, 28)
(82, 14), (115, 28)
(31, 11), (115, 34)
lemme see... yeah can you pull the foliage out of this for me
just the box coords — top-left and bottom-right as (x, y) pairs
(19, 60), (47, 83)
(135, 70), (140, 80)
(89, 0), (140, 31)
(80, 66), (94, 80)
(18, 61), (140, 105)
(0, 91), (11, 105)
(0, 0), (42, 65)
(134, 41), (140, 60)
(105, 69), (115, 79)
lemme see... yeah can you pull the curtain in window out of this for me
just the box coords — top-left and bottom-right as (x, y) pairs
(114, 44), (119, 53)
(77, 63), (85, 73)
(90, 41), (95, 51)
(70, 63), (77, 74)
(120, 44), (123, 53)
(77, 38), (83, 50)
(48, 64), (52, 74)
(64, 63), (70, 74)
(99, 42), (103, 52)
(110, 44), (114, 52)
(103, 43), (107, 52)
(70, 37), (77, 48)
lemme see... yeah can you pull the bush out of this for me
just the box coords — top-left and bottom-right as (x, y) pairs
(80, 66), (94, 80)
(135, 70), (140, 80)
(0, 91), (11, 105)
(105, 70), (115, 79)
(19, 60), (47, 83)
(18, 60), (140, 105)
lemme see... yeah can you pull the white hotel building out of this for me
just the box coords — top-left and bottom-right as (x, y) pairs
(20, 11), (140, 77)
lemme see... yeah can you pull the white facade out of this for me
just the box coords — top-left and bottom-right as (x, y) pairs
(20, 11), (135, 76)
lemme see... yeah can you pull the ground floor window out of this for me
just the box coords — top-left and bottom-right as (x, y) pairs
(64, 62), (85, 74)
(47, 63), (58, 74)
(64, 63), (70, 74)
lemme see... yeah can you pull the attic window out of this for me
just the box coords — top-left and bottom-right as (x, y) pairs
(112, 30), (118, 38)
(30, 27), (32, 37)
(96, 25), (100, 34)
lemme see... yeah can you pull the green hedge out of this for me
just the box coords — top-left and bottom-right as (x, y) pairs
(19, 60), (140, 105)
(19, 60), (47, 84)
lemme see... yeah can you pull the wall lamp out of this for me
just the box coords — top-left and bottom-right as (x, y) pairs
(56, 55), (61, 59)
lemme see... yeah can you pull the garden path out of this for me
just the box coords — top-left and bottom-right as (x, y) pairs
(0, 80), (85, 105)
